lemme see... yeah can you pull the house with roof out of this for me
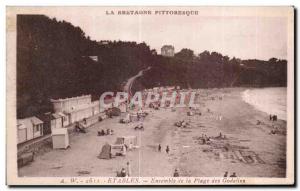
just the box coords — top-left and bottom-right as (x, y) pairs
(17, 116), (44, 144)
(161, 45), (175, 57)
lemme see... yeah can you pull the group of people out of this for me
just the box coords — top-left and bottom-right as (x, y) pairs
(174, 120), (190, 128)
(75, 122), (87, 133)
(117, 162), (131, 177)
(270, 124), (282, 135)
(149, 102), (160, 110)
(215, 132), (226, 139)
(269, 114), (278, 121)
(158, 144), (170, 154)
(134, 122), (144, 131)
(200, 134), (211, 144)
(98, 129), (114, 136)
(187, 107), (202, 116)
(173, 168), (180, 177)
(224, 171), (237, 177)
(137, 108), (148, 120)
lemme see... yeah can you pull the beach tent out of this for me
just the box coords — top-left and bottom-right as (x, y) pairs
(52, 128), (69, 149)
(98, 143), (112, 159)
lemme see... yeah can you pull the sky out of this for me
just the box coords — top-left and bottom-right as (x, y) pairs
(40, 7), (289, 60)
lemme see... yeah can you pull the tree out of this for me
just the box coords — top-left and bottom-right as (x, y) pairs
(175, 48), (194, 61)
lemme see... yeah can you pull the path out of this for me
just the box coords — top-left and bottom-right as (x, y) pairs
(123, 67), (151, 96)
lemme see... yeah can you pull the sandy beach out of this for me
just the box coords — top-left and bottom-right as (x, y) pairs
(18, 88), (286, 178)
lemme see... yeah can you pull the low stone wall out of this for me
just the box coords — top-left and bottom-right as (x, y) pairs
(17, 135), (52, 156)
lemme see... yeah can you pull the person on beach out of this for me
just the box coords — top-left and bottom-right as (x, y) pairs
(158, 144), (161, 152)
(166, 146), (170, 154)
(126, 162), (131, 177)
(230, 172), (237, 177)
(120, 168), (127, 177)
(173, 168), (179, 177)
(204, 134), (208, 140)
(224, 171), (228, 177)
(270, 115), (278, 121)
(129, 142), (133, 151)
(256, 120), (261, 125)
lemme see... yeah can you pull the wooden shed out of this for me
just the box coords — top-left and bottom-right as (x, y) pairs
(17, 117), (44, 144)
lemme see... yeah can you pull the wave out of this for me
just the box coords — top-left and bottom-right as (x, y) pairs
(242, 88), (287, 121)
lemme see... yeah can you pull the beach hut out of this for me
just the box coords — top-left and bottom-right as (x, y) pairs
(52, 128), (69, 149)
(17, 116), (44, 144)
(51, 113), (63, 130)
(17, 123), (27, 144)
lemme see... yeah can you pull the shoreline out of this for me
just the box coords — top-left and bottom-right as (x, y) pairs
(18, 88), (287, 178)
(241, 87), (287, 121)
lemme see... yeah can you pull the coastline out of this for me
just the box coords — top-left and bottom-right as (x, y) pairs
(18, 88), (287, 178)
(241, 88), (287, 121)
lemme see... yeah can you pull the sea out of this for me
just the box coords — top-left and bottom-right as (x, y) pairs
(242, 87), (287, 121)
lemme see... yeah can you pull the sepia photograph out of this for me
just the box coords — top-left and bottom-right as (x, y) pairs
(6, 6), (294, 185)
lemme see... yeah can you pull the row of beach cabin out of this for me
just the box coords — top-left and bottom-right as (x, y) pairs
(17, 95), (103, 144)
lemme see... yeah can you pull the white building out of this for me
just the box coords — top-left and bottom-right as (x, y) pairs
(17, 116), (44, 144)
(161, 45), (175, 57)
(50, 95), (100, 126)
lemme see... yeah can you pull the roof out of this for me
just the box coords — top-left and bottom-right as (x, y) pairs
(31, 117), (43, 125)
(17, 123), (26, 129)
(58, 112), (67, 118)
(17, 116), (43, 129)
(50, 95), (91, 102)
(52, 113), (62, 119)
(161, 45), (174, 49)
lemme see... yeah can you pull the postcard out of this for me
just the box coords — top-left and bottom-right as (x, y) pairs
(6, 6), (294, 185)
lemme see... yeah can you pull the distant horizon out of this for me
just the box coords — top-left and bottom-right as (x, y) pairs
(97, 40), (287, 61)
(32, 7), (288, 61)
